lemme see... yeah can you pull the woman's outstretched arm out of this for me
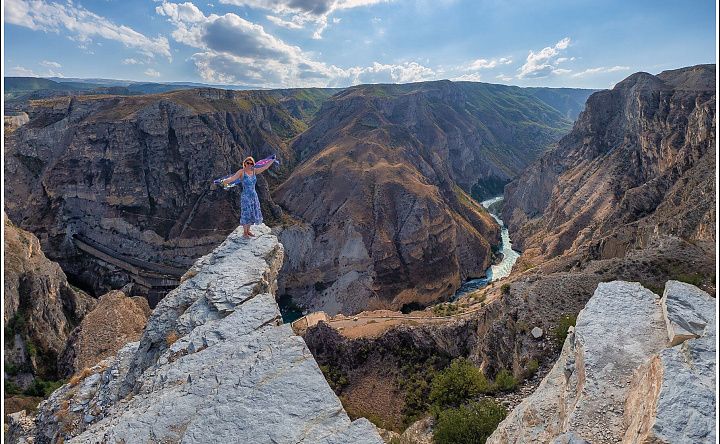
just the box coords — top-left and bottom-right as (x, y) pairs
(221, 169), (243, 185)
(253, 162), (273, 174)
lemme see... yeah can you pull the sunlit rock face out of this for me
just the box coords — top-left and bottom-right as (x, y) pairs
(488, 280), (716, 444)
(504, 64), (716, 264)
(7, 225), (383, 444)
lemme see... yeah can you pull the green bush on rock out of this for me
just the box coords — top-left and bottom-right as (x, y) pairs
(492, 369), (517, 392)
(433, 399), (507, 444)
(429, 358), (490, 410)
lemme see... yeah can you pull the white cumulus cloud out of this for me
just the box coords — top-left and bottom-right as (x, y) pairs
(144, 68), (162, 77)
(157, 1), (435, 87)
(571, 65), (630, 77)
(5, 0), (171, 59)
(219, 0), (391, 38)
(517, 37), (571, 79)
(40, 60), (62, 68)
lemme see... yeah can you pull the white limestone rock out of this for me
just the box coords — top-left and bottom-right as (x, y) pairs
(661, 280), (714, 346)
(625, 282), (716, 444)
(11, 225), (382, 444)
(531, 326), (543, 338)
(488, 280), (716, 444)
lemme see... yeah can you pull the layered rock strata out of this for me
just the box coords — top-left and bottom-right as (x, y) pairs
(275, 81), (591, 313)
(504, 65), (716, 264)
(3, 89), (309, 299)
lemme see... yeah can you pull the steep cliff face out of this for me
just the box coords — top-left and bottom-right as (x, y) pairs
(275, 81), (589, 314)
(3, 214), (96, 386)
(7, 225), (383, 444)
(3, 88), (314, 300)
(504, 64), (716, 263)
(488, 280), (716, 444)
(58, 290), (150, 378)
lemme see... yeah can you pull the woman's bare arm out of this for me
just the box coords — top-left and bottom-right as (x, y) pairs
(253, 162), (273, 174)
(222, 169), (243, 185)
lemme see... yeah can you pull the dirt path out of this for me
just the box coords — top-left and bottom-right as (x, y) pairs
(293, 292), (499, 338)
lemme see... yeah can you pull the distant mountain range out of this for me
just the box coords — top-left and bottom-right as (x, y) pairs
(4, 76), (595, 118)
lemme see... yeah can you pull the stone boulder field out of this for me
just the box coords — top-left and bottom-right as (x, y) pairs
(488, 280), (716, 444)
(7, 225), (383, 444)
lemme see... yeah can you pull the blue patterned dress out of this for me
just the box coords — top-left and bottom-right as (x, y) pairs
(239, 171), (263, 225)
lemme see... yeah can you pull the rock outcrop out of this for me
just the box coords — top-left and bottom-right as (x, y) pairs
(488, 280), (716, 444)
(276, 81), (591, 314)
(58, 290), (151, 378)
(3, 213), (96, 385)
(504, 65), (716, 265)
(8, 225), (383, 444)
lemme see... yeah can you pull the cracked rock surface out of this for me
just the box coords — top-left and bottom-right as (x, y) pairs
(488, 280), (716, 444)
(8, 225), (382, 444)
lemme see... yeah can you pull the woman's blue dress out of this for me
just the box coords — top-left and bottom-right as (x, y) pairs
(239, 171), (263, 225)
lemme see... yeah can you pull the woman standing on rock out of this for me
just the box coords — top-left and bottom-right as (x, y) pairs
(216, 155), (277, 238)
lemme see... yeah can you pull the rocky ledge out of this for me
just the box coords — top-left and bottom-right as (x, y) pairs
(488, 280), (716, 444)
(7, 224), (382, 444)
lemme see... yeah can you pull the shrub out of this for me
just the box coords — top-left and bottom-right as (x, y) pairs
(526, 359), (539, 376)
(552, 314), (577, 348)
(500, 284), (510, 295)
(433, 303), (460, 317)
(492, 369), (517, 392)
(433, 399), (507, 444)
(319, 364), (348, 392)
(5, 379), (22, 395)
(23, 378), (64, 397)
(5, 360), (20, 376)
(429, 358), (490, 410)
(69, 367), (94, 387)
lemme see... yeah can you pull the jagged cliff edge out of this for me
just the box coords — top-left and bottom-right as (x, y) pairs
(7, 224), (383, 444)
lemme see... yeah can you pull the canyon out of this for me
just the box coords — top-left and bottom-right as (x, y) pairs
(293, 65), (716, 435)
(3, 65), (715, 443)
(3, 80), (592, 313)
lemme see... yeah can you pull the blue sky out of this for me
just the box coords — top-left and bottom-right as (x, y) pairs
(4, 0), (716, 89)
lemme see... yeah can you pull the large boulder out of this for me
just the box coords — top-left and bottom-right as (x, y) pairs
(488, 280), (716, 444)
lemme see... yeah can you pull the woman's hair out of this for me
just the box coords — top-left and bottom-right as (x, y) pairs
(244, 156), (255, 165)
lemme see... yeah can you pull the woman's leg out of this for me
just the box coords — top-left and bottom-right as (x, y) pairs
(243, 224), (251, 237)
(247, 224), (255, 236)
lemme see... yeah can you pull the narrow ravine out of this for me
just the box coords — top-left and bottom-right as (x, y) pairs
(452, 195), (520, 299)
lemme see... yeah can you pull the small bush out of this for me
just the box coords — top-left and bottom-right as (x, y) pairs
(492, 369), (517, 392)
(433, 303), (460, 317)
(429, 358), (490, 410)
(433, 399), (507, 444)
(552, 314), (577, 348)
(5, 360), (20, 376)
(526, 359), (539, 376)
(25, 339), (38, 357)
(500, 284), (510, 295)
(5, 379), (22, 395)
(69, 367), (94, 387)
(319, 364), (349, 392)
(23, 378), (64, 398)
